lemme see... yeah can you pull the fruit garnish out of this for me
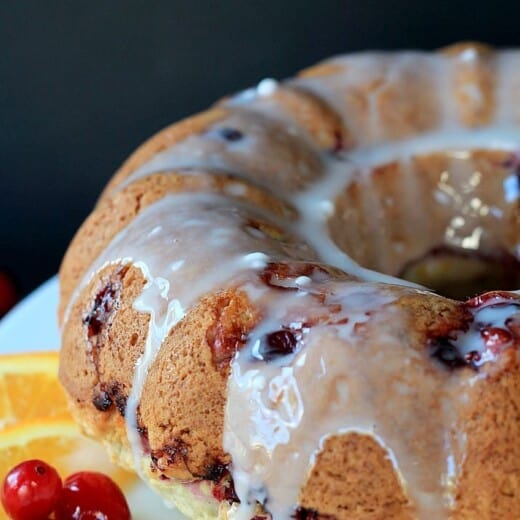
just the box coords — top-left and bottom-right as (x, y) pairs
(0, 271), (18, 318)
(0, 420), (135, 519)
(0, 418), (129, 488)
(1, 459), (62, 520)
(55, 471), (130, 520)
(0, 352), (137, 520)
(0, 352), (69, 428)
(1, 461), (130, 520)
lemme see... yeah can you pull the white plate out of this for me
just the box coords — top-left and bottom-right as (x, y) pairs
(0, 276), (60, 353)
(0, 276), (184, 519)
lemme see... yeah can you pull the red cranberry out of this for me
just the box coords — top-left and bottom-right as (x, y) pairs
(0, 270), (18, 317)
(467, 291), (519, 308)
(208, 464), (238, 503)
(218, 127), (243, 142)
(507, 315), (520, 336)
(255, 329), (298, 362)
(1, 459), (62, 520)
(429, 337), (468, 369)
(332, 129), (344, 153)
(83, 283), (119, 338)
(502, 151), (520, 172)
(481, 327), (513, 351)
(293, 506), (324, 519)
(54, 472), (130, 520)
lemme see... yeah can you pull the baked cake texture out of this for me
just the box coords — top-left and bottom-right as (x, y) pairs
(59, 43), (520, 519)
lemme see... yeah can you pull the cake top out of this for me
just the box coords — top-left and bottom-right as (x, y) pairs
(60, 44), (520, 519)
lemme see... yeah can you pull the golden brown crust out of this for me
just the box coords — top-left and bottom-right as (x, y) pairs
(59, 264), (149, 455)
(440, 42), (494, 57)
(58, 44), (520, 519)
(102, 108), (227, 196)
(236, 84), (350, 150)
(60, 262), (520, 517)
(298, 61), (345, 79)
(60, 266), (466, 495)
(298, 55), (442, 145)
(58, 170), (295, 322)
(454, 356), (520, 518)
(447, 44), (496, 127)
(141, 290), (259, 480)
(330, 149), (518, 279)
(300, 433), (413, 519)
(60, 263), (256, 479)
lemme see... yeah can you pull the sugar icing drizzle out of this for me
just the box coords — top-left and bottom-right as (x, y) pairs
(224, 280), (464, 520)
(63, 47), (520, 519)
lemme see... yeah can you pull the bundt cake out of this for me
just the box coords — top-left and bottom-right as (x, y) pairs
(58, 43), (520, 519)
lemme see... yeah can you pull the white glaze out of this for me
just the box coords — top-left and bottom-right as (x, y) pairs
(504, 173), (520, 203)
(224, 282), (462, 519)
(454, 299), (520, 366)
(256, 78), (278, 97)
(68, 191), (318, 475)
(62, 48), (520, 519)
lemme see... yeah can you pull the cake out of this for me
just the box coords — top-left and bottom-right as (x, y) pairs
(58, 43), (520, 519)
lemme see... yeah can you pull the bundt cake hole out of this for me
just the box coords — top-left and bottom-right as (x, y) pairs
(328, 150), (520, 300)
(399, 247), (520, 301)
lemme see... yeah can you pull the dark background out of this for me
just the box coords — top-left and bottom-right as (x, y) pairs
(2, 0), (520, 296)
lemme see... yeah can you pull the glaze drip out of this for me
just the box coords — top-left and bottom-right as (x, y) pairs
(60, 46), (520, 519)
(224, 278), (471, 519)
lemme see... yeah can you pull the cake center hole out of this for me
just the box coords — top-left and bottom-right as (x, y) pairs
(328, 150), (520, 300)
(399, 247), (520, 300)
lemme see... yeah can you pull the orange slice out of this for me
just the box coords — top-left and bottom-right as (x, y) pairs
(0, 352), (137, 520)
(0, 352), (69, 428)
(0, 417), (135, 482)
(0, 418), (136, 519)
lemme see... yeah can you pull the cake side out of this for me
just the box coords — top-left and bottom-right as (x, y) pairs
(58, 43), (520, 519)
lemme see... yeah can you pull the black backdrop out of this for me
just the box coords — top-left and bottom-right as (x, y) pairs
(2, 0), (520, 294)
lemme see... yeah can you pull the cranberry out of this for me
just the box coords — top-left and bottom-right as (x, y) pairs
(255, 329), (298, 362)
(218, 127), (243, 142)
(0, 270), (18, 317)
(207, 464), (238, 503)
(481, 327), (513, 351)
(1, 459), (62, 520)
(507, 314), (520, 336)
(55, 471), (130, 520)
(466, 291), (519, 308)
(429, 337), (468, 369)
(293, 506), (324, 519)
(502, 151), (520, 173)
(83, 282), (119, 338)
(332, 129), (344, 153)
